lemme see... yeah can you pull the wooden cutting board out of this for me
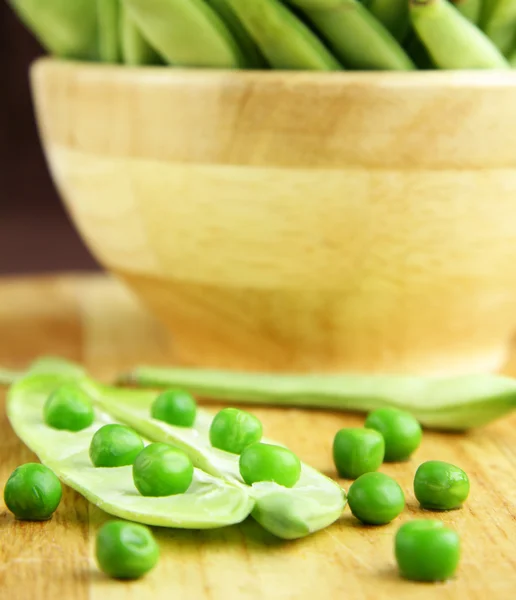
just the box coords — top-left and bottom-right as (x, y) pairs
(0, 274), (515, 600)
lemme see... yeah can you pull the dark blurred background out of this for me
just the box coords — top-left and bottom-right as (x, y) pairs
(0, 4), (99, 276)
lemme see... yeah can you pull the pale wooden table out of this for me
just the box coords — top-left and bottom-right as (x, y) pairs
(0, 274), (515, 600)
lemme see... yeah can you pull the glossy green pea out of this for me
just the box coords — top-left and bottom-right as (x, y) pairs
(4, 463), (62, 521)
(209, 408), (263, 455)
(365, 408), (422, 462)
(95, 520), (160, 580)
(395, 520), (461, 582)
(89, 424), (145, 468)
(239, 442), (301, 488)
(133, 443), (193, 497)
(43, 384), (95, 432)
(347, 472), (405, 525)
(414, 461), (470, 510)
(332, 428), (385, 480)
(151, 389), (197, 428)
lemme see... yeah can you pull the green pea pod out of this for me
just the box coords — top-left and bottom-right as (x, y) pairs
(410, 0), (510, 69)
(224, 0), (343, 70)
(204, 0), (268, 67)
(85, 382), (346, 540)
(1, 359), (346, 539)
(451, 0), (483, 23)
(482, 0), (516, 56)
(121, 0), (248, 68)
(7, 373), (254, 529)
(119, 366), (516, 431)
(8, 0), (98, 60)
(365, 0), (410, 41)
(286, 0), (415, 70)
(97, 0), (122, 63)
(120, 4), (163, 65)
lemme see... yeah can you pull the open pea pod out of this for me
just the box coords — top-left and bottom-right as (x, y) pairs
(119, 366), (516, 431)
(83, 382), (347, 540)
(9, 0), (98, 60)
(7, 373), (254, 529)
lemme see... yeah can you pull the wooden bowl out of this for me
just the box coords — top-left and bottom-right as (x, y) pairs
(30, 58), (516, 375)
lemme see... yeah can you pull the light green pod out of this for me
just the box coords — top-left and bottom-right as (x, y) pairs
(410, 0), (510, 69)
(481, 0), (516, 56)
(120, 4), (163, 65)
(451, 0), (483, 24)
(7, 374), (253, 529)
(84, 382), (346, 540)
(97, 0), (122, 63)
(204, 0), (267, 67)
(8, 0), (98, 60)
(287, 0), (415, 70)
(366, 0), (410, 41)
(120, 365), (516, 431)
(121, 0), (248, 68)
(224, 0), (342, 70)
(2, 359), (346, 540)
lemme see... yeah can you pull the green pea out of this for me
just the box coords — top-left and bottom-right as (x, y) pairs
(43, 384), (94, 432)
(4, 463), (62, 521)
(239, 442), (301, 488)
(151, 389), (197, 428)
(209, 408), (263, 454)
(332, 428), (385, 480)
(347, 472), (405, 525)
(395, 520), (461, 582)
(95, 520), (160, 580)
(133, 443), (193, 497)
(414, 461), (470, 511)
(365, 408), (422, 462)
(89, 424), (145, 468)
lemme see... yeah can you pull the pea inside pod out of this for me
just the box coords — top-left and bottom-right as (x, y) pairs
(89, 424), (144, 468)
(7, 373), (255, 529)
(44, 384), (95, 432)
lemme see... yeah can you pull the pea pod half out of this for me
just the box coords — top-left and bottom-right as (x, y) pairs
(2, 359), (346, 539)
(119, 366), (516, 430)
(85, 381), (347, 540)
(7, 373), (254, 529)
(8, 0), (98, 60)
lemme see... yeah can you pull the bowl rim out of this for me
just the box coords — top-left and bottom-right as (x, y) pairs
(33, 57), (516, 91)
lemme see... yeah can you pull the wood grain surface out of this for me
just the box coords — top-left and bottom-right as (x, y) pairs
(0, 274), (515, 600)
